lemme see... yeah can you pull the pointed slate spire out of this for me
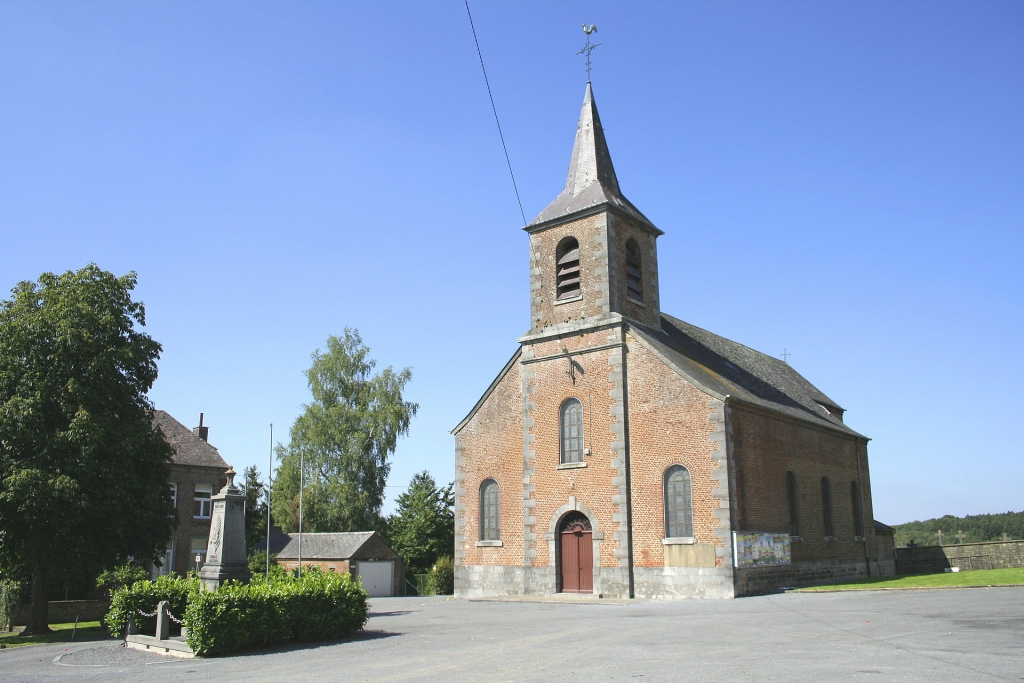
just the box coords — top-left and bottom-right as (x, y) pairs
(528, 83), (659, 232)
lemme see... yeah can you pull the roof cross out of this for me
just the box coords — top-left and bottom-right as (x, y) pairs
(780, 348), (791, 363)
(575, 24), (601, 83)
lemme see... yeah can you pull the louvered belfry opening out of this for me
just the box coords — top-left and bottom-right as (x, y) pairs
(625, 239), (643, 301)
(556, 237), (581, 301)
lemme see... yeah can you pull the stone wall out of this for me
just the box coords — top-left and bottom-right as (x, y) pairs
(10, 600), (110, 628)
(735, 559), (869, 596)
(895, 540), (1024, 574)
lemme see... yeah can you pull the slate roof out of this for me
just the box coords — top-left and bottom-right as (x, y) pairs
(153, 410), (230, 469)
(874, 520), (895, 533)
(253, 532), (379, 560)
(528, 83), (660, 233)
(629, 314), (863, 438)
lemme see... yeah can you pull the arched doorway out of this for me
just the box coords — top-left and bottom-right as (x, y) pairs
(559, 512), (593, 593)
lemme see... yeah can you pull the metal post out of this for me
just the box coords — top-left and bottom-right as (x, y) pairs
(298, 448), (303, 579)
(266, 423), (273, 581)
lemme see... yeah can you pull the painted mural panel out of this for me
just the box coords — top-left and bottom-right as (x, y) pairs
(733, 532), (791, 568)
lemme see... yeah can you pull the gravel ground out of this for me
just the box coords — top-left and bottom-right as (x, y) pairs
(0, 587), (1020, 682)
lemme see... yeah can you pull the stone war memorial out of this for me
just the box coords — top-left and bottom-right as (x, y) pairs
(453, 82), (896, 600)
(198, 466), (251, 590)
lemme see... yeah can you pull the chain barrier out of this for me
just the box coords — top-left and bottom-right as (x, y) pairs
(135, 609), (158, 618)
(166, 612), (184, 625)
(135, 607), (184, 625)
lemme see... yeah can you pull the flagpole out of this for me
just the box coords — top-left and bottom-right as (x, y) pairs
(298, 448), (303, 579)
(266, 423), (273, 580)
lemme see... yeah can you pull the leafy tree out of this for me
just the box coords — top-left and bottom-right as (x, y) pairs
(242, 465), (268, 553)
(0, 265), (175, 634)
(272, 329), (417, 533)
(387, 471), (454, 574)
(95, 562), (149, 596)
(893, 510), (1024, 547)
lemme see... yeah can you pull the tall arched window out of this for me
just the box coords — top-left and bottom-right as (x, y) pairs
(560, 398), (584, 464)
(664, 465), (693, 538)
(556, 238), (581, 301)
(850, 481), (865, 538)
(625, 238), (643, 302)
(480, 479), (500, 541)
(785, 471), (799, 537)
(821, 476), (834, 538)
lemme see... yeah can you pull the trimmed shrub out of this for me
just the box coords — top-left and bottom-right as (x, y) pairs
(428, 556), (454, 595)
(184, 567), (368, 656)
(106, 574), (199, 637)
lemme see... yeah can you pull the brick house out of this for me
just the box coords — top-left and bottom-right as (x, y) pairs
(151, 411), (230, 578)
(453, 83), (895, 600)
(255, 532), (405, 597)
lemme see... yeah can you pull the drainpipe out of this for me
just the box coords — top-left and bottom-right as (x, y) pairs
(855, 444), (870, 577)
(620, 329), (635, 599)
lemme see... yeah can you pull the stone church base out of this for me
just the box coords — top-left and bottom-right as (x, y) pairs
(734, 559), (872, 596)
(456, 565), (733, 600)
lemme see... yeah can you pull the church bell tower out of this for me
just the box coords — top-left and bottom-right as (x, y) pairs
(524, 83), (664, 337)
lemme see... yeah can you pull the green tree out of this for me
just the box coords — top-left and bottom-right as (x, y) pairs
(242, 465), (268, 553)
(388, 472), (454, 574)
(0, 265), (175, 634)
(272, 329), (417, 533)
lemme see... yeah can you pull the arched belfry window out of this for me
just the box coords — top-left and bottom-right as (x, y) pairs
(556, 238), (581, 301)
(625, 239), (643, 302)
(480, 479), (499, 541)
(821, 476), (834, 538)
(786, 471), (800, 537)
(560, 398), (584, 464)
(664, 465), (693, 538)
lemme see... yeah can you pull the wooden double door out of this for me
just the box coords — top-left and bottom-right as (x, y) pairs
(559, 512), (593, 593)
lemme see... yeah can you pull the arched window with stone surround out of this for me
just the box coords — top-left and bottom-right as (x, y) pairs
(480, 479), (500, 541)
(786, 471), (800, 537)
(821, 476), (834, 538)
(560, 398), (584, 464)
(664, 465), (693, 538)
(556, 237), (581, 301)
(625, 238), (643, 302)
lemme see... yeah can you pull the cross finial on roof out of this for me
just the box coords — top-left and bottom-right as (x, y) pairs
(576, 24), (601, 82)
(780, 348), (791, 363)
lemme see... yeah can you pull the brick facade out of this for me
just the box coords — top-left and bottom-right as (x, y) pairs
(453, 83), (888, 600)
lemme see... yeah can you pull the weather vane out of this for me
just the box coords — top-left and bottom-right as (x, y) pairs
(576, 24), (601, 82)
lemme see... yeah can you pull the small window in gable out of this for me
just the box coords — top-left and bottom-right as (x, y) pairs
(556, 238), (581, 301)
(625, 239), (643, 302)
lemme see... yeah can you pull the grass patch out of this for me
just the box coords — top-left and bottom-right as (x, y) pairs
(0, 621), (109, 649)
(795, 567), (1024, 591)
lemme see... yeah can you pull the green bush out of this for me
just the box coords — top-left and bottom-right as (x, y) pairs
(184, 567), (368, 656)
(428, 556), (454, 595)
(105, 574), (199, 637)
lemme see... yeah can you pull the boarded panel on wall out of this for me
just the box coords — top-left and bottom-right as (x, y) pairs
(733, 532), (792, 568)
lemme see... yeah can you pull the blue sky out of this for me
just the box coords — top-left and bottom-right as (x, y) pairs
(1, 2), (1021, 525)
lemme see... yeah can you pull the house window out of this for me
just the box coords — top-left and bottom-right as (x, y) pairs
(851, 481), (865, 538)
(786, 471), (799, 537)
(821, 476), (834, 538)
(556, 237), (581, 301)
(560, 398), (584, 464)
(625, 238), (643, 302)
(190, 537), (208, 571)
(480, 479), (500, 541)
(154, 538), (176, 578)
(194, 484), (213, 519)
(169, 482), (177, 510)
(664, 465), (693, 538)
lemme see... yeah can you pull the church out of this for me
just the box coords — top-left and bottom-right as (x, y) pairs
(453, 83), (894, 599)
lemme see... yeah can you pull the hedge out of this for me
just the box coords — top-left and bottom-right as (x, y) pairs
(185, 568), (368, 656)
(105, 574), (198, 637)
(106, 568), (368, 657)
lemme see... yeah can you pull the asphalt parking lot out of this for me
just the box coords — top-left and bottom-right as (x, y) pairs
(1, 587), (1021, 682)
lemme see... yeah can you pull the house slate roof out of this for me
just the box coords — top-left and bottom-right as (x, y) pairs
(628, 314), (864, 438)
(153, 410), (230, 469)
(874, 520), (895, 533)
(254, 532), (395, 561)
(527, 83), (660, 234)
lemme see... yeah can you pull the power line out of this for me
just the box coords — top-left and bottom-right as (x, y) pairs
(464, 0), (528, 226)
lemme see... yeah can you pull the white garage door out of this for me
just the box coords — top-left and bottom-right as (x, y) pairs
(356, 561), (393, 597)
